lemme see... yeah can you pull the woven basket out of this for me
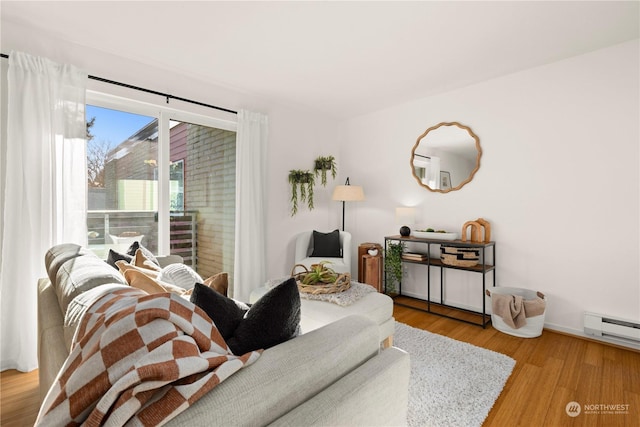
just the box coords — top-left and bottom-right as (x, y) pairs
(440, 245), (480, 267)
(291, 264), (351, 294)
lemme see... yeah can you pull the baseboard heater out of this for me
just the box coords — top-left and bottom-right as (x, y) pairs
(584, 312), (640, 346)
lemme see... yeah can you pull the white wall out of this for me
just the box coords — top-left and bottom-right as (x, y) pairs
(342, 39), (640, 337)
(4, 18), (638, 340)
(0, 20), (342, 283)
(265, 107), (343, 278)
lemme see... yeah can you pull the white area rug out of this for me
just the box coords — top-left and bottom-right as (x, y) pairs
(394, 322), (515, 427)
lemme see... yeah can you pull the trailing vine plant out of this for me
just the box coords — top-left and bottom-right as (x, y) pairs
(288, 170), (315, 216)
(314, 155), (337, 187)
(384, 241), (405, 294)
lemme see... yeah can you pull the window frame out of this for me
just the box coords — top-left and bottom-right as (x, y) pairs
(86, 90), (237, 255)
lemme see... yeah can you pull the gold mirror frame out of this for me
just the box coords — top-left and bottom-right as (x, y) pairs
(410, 121), (481, 193)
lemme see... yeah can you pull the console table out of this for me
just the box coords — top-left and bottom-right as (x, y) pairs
(384, 235), (496, 327)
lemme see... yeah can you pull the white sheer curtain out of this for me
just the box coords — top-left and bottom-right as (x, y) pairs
(0, 52), (87, 372)
(233, 110), (268, 302)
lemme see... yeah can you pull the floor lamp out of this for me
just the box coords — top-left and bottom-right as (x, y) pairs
(332, 177), (365, 231)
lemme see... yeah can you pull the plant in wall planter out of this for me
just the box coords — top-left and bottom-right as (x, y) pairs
(288, 169), (315, 216)
(314, 155), (337, 187)
(384, 241), (405, 295)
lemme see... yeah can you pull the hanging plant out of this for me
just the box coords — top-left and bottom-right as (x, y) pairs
(288, 169), (315, 216)
(384, 241), (405, 294)
(314, 155), (337, 187)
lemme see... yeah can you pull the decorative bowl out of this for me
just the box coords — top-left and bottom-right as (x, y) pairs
(413, 231), (459, 240)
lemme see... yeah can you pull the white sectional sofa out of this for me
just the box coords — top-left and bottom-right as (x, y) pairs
(37, 243), (410, 426)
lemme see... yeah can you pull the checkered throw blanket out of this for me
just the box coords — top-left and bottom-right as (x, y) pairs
(36, 288), (261, 426)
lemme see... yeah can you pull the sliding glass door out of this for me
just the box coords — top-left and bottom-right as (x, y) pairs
(86, 105), (159, 255)
(168, 120), (236, 279)
(85, 95), (236, 281)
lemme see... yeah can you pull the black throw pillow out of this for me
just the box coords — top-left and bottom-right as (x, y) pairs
(310, 229), (341, 257)
(190, 283), (250, 341)
(105, 249), (133, 270)
(126, 241), (160, 266)
(226, 278), (301, 355)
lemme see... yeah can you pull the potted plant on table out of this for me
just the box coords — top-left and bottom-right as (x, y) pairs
(384, 241), (405, 295)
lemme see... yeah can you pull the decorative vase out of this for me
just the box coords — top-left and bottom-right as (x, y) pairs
(399, 226), (411, 237)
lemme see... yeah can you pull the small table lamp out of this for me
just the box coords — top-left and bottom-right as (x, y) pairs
(396, 207), (416, 236)
(332, 177), (365, 231)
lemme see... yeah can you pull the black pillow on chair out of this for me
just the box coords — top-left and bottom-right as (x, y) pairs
(310, 229), (341, 257)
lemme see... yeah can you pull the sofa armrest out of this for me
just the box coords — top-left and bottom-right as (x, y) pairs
(167, 315), (380, 427)
(37, 278), (68, 401)
(269, 347), (410, 426)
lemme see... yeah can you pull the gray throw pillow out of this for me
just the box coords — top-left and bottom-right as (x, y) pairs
(157, 263), (203, 290)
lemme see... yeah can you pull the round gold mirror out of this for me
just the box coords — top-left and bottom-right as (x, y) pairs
(410, 122), (481, 193)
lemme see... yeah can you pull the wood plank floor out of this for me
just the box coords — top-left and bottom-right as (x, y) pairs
(393, 297), (640, 427)
(1, 300), (639, 426)
(0, 369), (39, 427)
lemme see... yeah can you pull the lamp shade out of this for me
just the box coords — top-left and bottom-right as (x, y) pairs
(332, 185), (365, 202)
(395, 207), (416, 225)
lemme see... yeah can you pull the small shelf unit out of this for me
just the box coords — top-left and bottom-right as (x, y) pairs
(384, 235), (496, 327)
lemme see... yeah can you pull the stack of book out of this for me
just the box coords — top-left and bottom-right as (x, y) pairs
(402, 252), (429, 261)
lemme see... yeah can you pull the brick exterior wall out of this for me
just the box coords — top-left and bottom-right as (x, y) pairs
(183, 124), (236, 283)
(104, 139), (158, 210)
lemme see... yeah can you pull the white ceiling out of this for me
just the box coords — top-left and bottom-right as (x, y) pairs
(2, 1), (639, 119)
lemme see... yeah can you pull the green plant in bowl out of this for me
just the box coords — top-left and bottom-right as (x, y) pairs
(302, 261), (338, 285)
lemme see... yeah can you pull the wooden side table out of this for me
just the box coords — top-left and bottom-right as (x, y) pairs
(358, 242), (383, 291)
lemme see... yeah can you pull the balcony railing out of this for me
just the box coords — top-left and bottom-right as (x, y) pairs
(87, 210), (197, 268)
